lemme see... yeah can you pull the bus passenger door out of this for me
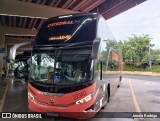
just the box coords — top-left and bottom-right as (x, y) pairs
(107, 50), (120, 95)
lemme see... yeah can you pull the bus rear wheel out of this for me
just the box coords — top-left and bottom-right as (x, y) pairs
(107, 84), (110, 103)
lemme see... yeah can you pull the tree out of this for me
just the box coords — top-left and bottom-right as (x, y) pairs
(151, 49), (160, 65)
(120, 34), (154, 67)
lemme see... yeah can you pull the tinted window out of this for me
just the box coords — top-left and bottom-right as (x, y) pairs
(36, 15), (97, 45)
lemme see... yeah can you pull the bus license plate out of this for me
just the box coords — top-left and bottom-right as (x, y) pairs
(47, 112), (58, 117)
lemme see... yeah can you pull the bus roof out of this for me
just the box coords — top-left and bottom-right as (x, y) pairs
(46, 13), (99, 21)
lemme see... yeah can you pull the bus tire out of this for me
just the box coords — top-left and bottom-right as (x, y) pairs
(102, 85), (107, 109)
(107, 84), (110, 103)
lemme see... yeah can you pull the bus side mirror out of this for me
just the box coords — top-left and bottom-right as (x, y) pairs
(91, 38), (101, 59)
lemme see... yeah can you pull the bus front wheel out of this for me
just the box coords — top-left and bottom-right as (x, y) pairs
(102, 84), (110, 109)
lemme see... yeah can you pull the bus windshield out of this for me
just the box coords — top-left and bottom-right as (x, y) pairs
(30, 47), (93, 85)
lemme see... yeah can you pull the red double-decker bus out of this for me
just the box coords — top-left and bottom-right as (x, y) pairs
(28, 13), (122, 119)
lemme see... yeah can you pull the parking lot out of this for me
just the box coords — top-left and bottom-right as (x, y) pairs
(0, 74), (160, 121)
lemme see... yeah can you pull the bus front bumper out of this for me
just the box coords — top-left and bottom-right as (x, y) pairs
(28, 96), (97, 119)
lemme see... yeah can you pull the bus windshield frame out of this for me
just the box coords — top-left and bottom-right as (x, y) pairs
(30, 45), (94, 86)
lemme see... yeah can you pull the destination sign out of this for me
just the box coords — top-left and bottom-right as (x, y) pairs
(47, 21), (73, 28)
(48, 35), (72, 41)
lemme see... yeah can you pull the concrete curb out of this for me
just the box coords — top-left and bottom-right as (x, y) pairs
(122, 71), (160, 76)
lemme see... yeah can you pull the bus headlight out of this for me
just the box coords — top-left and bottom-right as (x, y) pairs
(28, 92), (35, 100)
(76, 90), (96, 105)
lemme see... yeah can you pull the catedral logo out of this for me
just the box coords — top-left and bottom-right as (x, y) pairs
(47, 21), (73, 27)
(49, 35), (72, 41)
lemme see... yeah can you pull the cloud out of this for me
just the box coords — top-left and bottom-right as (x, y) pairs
(107, 0), (160, 49)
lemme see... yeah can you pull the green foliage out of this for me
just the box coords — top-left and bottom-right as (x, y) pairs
(123, 66), (144, 71)
(119, 34), (156, 67)
(146, 65), (160, 72)
(124, 65), (160, 72)
(96, 64), (106, 72)
(151, 49), (160, 65)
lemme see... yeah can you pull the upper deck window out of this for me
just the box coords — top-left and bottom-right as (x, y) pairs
(35, 15), (97, 45)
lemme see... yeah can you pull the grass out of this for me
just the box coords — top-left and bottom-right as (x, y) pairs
(123, 65), (160, 73)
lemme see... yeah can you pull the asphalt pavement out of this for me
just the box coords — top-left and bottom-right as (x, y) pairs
(0, 74), (160, 121)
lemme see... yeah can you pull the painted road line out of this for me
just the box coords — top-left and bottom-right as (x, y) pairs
(0, 85), (8, 112)
(129, 79), (141, 112)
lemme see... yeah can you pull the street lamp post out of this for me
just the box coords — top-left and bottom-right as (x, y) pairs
(149, 40), (152, 69)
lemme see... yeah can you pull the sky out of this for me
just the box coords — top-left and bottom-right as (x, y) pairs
(107, 0), (160, 49)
